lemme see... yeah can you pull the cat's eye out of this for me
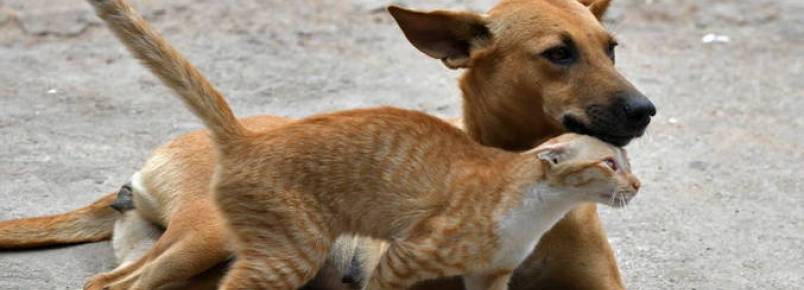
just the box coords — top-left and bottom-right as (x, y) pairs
(603, 158), (618, 171)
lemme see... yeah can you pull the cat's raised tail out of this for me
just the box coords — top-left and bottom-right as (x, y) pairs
(87, 0), (249, 142)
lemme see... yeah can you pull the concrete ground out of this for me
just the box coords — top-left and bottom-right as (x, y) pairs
(0, 0), (801, 289)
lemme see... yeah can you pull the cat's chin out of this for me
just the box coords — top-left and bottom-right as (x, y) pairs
(596, 191), (634, 208)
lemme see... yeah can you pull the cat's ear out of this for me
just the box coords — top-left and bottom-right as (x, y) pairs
(534, 144), (568, 167)
(388, 5), (493, 69)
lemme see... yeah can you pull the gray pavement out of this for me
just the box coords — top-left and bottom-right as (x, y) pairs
(1, 0), (802, 289)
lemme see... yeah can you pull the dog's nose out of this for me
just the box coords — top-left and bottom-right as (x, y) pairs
(622, 96), (656, 125)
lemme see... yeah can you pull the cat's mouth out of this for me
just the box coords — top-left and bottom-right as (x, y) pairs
(598, 191), (635, 208)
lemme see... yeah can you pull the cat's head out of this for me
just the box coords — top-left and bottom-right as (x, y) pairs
(529, 133), (640, 207)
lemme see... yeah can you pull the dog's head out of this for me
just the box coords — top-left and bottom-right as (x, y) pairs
(390, 0), (655, 147)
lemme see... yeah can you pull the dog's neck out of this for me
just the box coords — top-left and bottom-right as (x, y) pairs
(459, 68), (563, 151)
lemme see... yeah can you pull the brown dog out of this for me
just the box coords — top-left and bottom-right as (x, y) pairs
(0, 0), (654, 289)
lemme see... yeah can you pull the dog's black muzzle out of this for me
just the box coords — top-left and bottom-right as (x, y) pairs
(564, 92), (656, 146)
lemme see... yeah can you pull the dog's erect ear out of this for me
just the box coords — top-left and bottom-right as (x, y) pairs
(388, 5), (492, 69)
(577, 0), (612, 20)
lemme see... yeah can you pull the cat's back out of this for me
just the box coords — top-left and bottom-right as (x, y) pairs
(303, 107), (465, 137)
(247, 107), (494, 187)
(261, 107), (476, 152)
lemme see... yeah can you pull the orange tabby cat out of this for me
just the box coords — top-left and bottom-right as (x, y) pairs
(87, 0), (640, 289)
(208, 111), (639, 290)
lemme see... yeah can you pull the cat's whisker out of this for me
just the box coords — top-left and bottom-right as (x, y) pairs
(620, 194), (628, 210)
(620, 194), (629, 211)
(609, 191), (617, 207)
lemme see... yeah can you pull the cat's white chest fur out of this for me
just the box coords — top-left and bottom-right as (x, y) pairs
(493, 183), (577, 268)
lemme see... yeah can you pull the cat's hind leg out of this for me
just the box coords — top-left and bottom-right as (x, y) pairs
(365, 240), (461, 290)
(218, 194), (336, 290)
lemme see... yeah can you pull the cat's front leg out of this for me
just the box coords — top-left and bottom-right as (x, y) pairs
(463, 271), (513, 290)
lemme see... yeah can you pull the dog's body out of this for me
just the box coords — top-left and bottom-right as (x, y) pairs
(0, 0), (654, 289)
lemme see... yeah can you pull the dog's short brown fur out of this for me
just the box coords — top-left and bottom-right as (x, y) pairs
(0, 0), (654, 289)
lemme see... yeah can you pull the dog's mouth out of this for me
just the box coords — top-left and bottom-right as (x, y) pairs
(562, 115), (645, 146)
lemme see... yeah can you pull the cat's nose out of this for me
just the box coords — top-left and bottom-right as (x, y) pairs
(631, 179), (641, 191)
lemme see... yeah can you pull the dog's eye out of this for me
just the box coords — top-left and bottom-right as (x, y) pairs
(603, 158), (618, 171)
(542, 46), (575, 65)
(607, 42), (617, 63)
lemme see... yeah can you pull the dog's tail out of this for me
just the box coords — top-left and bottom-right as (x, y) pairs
(0, 193), (118, 249)
(87, 0), (249, 143)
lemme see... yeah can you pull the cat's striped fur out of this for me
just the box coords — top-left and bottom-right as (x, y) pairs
(207, 108), (638, 290)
